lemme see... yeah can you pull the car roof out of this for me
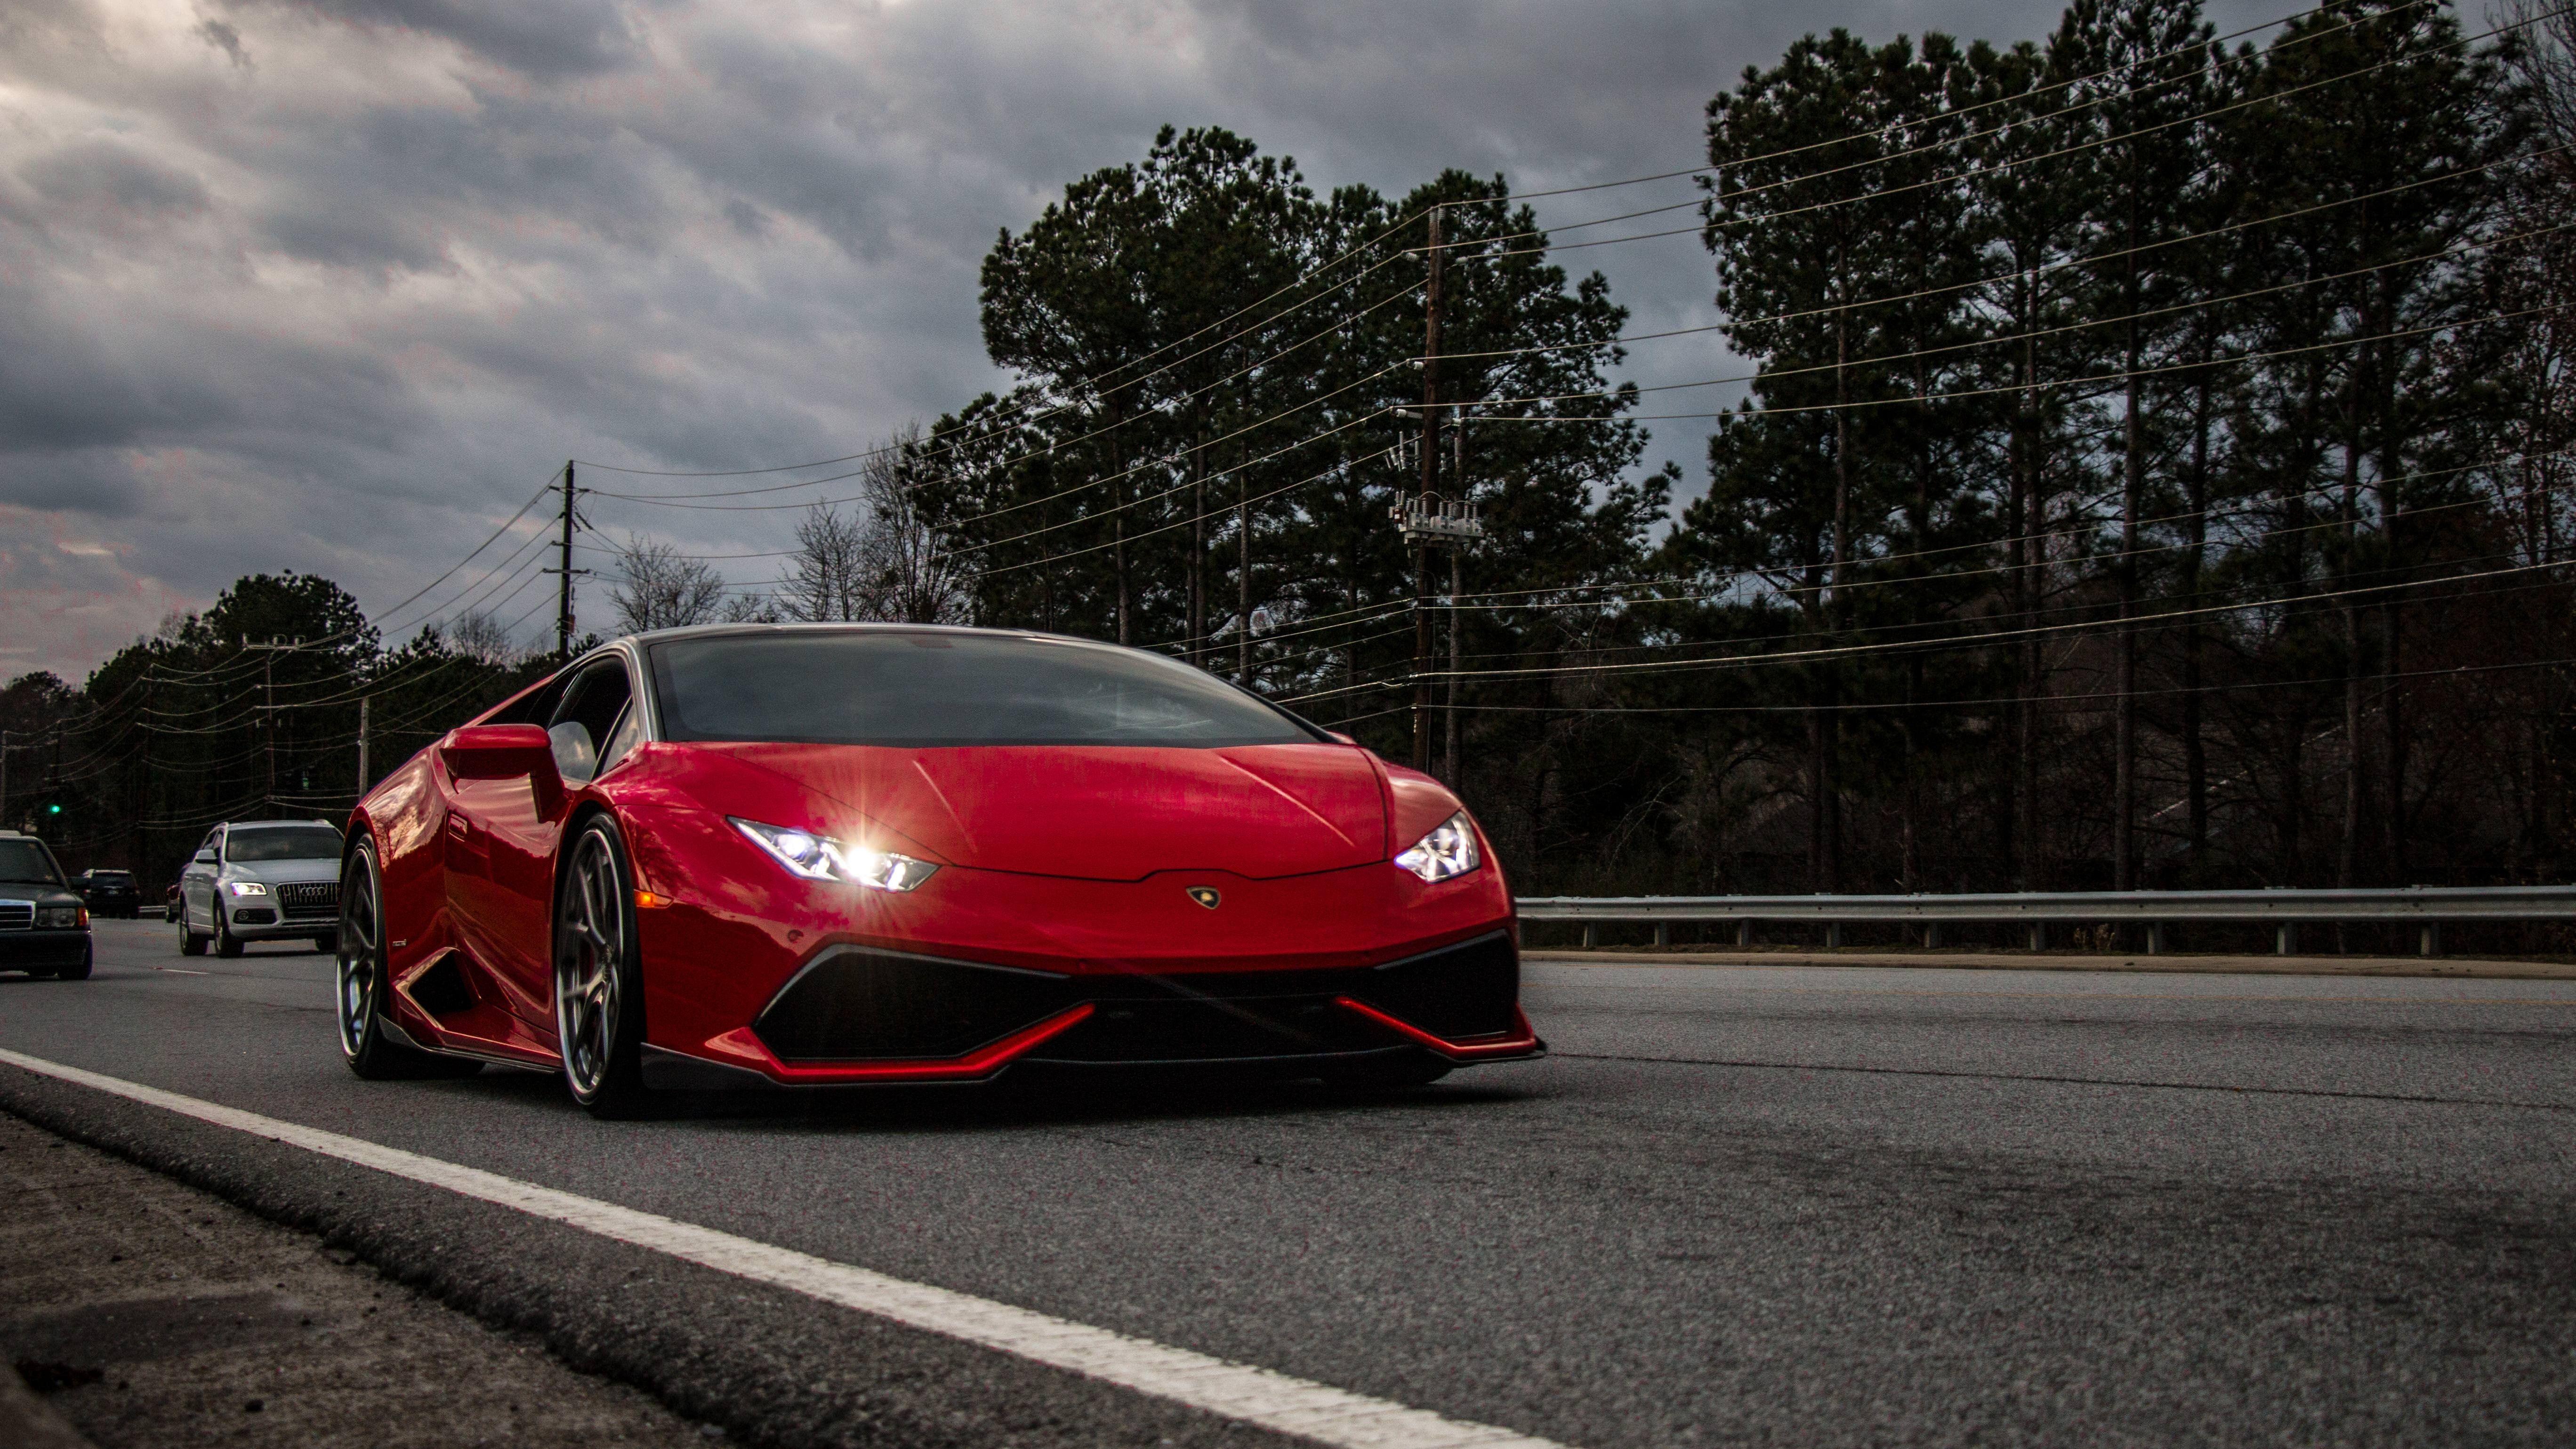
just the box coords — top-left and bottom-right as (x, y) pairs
(224, 819), (340, 830)
(615, 621), (1111, 651)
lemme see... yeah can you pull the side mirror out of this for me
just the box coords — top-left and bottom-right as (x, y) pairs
(441, 724), (566, 813)
(193, 849), (215, 865)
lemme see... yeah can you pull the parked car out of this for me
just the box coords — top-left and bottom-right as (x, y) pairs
(0, 830), (91, 979)
(177, 821), (343, 958)
(74, 869), (140, 918)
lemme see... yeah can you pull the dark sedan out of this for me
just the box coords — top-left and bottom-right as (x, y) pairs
(75, 869), (141, 918)
(0, 832), (91, 980)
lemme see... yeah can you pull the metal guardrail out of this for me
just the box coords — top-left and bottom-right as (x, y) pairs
(1514, 886), (2576, 956)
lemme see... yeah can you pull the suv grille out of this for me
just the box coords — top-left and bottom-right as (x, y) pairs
(277, 882), (338, 920)
(0, 901), (31, 930)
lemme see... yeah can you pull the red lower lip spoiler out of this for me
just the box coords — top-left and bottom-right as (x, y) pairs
(701, 1003), (1096, 1084)
(1334, 997), (1546, 1061)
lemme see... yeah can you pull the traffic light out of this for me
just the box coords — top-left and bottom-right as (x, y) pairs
(44, 803), (59, 816)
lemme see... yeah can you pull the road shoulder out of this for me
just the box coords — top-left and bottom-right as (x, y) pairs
(0, 1063), (1307, 1449)
(1526, 949), (2576, 979)
(0, 1107), (708, 1448)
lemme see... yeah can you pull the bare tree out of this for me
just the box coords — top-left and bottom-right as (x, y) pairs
(609, 534), (726, 633)
(780, 502), (869, 622)
(780, 424), (973, 624)
(442, 610), (526, 667)
(855, 423), (974, 625)
(718, 593), (781, 624)
(2503, 0), (2576, 158)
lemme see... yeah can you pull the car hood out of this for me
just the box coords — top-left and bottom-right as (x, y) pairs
(683, 741), (1390, 882)
(224, 859), (340, 886)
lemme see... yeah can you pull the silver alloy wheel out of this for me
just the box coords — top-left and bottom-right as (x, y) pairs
(336, 849), (380, 1058)
(555, 826), (625, 1100)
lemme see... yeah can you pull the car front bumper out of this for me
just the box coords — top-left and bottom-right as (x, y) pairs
(0, 930), (91, 970)
(221, 896), (338, 940)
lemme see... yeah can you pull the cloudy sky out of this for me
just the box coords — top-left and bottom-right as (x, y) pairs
(0, 0), (2282, 683)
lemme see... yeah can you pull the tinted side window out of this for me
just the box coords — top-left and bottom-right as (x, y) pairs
(485, 674), (567, 727)
(550, 660), (633, 751)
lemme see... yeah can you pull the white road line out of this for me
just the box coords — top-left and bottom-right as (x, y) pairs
(0, 1047), (1567, 1449)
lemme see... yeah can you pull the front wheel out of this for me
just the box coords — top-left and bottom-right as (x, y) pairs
(213, 908), (244, 958)
(555, 816), (652, 1119)
(179, 910), (207, 957)
(54, 942), (92, 982)
(338, 839), (480, 1081)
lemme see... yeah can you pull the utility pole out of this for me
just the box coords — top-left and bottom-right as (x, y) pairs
(1412, 206), (1444, 773)
(547, 460), (590, 661)
(244, 637), (299, 810)
(356, 695), (370, 799)
(1237, 442), (1252, 687)
(133, 669), (151, 872)
(1446, 412), (1466, 784)
(240, 636), (322, 814)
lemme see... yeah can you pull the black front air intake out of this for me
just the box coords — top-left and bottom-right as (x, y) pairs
(1026, 994), (1390, 1063)
(753, 948), (1078, 1063)
(1343, 930), (1520, 1040)
(751, 931), (1519, 1065)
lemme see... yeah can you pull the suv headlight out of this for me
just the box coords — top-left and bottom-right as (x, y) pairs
(1393, 810), (1481, 883)
(226, 880), (269, 897)
(731, 817), (938, 893)
(37, 905), (81, 929)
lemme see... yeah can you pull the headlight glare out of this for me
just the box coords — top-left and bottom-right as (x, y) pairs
(731, 817), (936, 893)
(1393, 809), (1481, 883)
(225, 880), (268, 897)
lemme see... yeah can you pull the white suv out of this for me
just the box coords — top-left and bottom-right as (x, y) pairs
(178, 821), (344, 958)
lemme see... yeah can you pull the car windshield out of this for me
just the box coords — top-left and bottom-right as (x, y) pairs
(0, 840), (63, 886)
(225, 827), (343, 862)
(650, 632), (1317, 749)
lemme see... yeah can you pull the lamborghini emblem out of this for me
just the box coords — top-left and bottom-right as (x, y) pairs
(1185, 886), (1222, 910)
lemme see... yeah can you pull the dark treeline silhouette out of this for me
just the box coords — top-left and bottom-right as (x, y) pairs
(909, 0), (2572, 899)
(1, 575), (558, 893)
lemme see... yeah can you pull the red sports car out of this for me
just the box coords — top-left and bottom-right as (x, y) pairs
(337, 625), (1540, 1115)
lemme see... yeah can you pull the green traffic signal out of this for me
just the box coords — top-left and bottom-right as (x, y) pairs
(45, 804), (60, 815)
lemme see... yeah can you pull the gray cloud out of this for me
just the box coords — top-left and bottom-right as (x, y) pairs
(227, 0), (644, 78)
(0, 0), (2287, 682)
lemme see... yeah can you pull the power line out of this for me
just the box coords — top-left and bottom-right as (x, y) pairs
(1470, 0), (2424, 208)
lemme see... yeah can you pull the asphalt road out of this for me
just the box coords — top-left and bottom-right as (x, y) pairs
(5, 918), (2575, 1447)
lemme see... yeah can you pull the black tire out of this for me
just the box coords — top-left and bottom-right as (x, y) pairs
(179, 910), (208, 957)
(338, 839), (481, 1081)
(1322, 1053), (1454, 1090)
(55, 943), (92, 982)
(312, 933), (337, 955)
(554, 815), (652, 1119)
(213, 907), (244, 958)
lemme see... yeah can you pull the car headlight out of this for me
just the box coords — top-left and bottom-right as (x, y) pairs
(37, 905), (81, 929)
(731, 817), (938, 893)
(1393, 809), (1481, 883)
(226, 880), (268, 897)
